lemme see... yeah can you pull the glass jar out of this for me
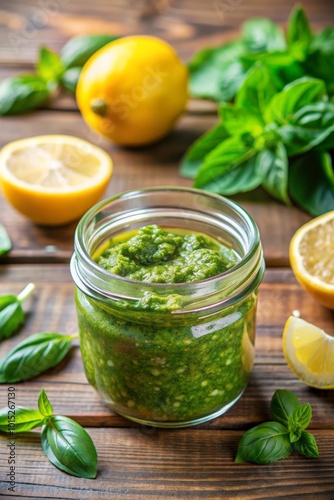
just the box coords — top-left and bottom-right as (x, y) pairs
(70, 187), (265, 428)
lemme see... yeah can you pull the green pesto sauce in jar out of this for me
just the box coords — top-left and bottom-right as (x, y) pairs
(76, 224), (256, 425)
(96, 224), (238, 284)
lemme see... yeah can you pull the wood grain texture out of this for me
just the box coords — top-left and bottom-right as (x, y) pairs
(1, 428), (334, 499)
(0, 110), (311, 266)
(1, 265), (333, 429)
(1, 0), (334, 64)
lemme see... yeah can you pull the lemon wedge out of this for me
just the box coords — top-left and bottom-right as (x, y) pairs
(283, 315), (334, 389)
(0, 135), (112, 226)
(289, 211), (334, 309)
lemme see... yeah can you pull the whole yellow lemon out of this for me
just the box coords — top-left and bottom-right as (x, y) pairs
(76, 35), (188, 146)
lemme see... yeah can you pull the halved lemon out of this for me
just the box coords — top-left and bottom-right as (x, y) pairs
(283, 316), (334, 389)
(289, 211), (334, 309)
(0, 135), (112, 226)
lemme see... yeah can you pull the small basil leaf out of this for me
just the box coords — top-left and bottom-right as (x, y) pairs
(0, 332), (74, 383)
(265, 77), (326, 125)
(0, 300), (24, 341)
(242, 18), (286, 53)
(280, 101), (334, 155)
(257, 143), (290, 204)
(288, 403), (312, 433)
(180, 124), (229, 179)
(38, 388), (54, 417)
(236, 63), (277, 121)
(0, 406), (46, 433)
(0, 224), (12, 255)
(0, 75), (51, 115)
(270, 389), (301, 426)
(289, 151), (334, 216)
(293, 431), (319, 458)
(42, 416), (97, 478)
(60, 34), (117, 69)
(235, 421), (292, 465)
(194, 136), (257, 191)
(287, 5), (313, 60)
(219, 103), (263, 136)
(189, 40), (245, 101)
(37, 47), (64, 83)
(61, 67), (81, 94)
(197, 153), (264, 195)
(304, 27), (334, 94)
(241, 51), (304, 88)
(215, 61), (246, 103)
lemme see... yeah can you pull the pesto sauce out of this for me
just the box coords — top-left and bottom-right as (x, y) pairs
(76, 225), (256, 424)
(96, 224), (238, 283)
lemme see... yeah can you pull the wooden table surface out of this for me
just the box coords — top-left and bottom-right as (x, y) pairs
(0, 1), (334, 498)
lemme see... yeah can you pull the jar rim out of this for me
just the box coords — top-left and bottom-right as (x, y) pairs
(71, 186), (265, 313)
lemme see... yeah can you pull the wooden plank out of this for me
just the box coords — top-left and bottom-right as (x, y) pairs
(1, 265), (333, 429)
(0, 0), (333, 65)
(0, 428), (333, 499)
(0, 111), (310, 265)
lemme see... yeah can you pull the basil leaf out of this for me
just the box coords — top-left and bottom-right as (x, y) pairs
(197, 153), (264, 195)
(270, 389), (301, 426)
(219, 103), (263, 136)
(242, 18), (286, 53)
(293, 431), (319, 458)
(0, 284), (35, 341)
(42, 416), (97, 478)
(194, 136), (257, 191)
(257, 143), (290, 204)
(38, 387), (54, 417)
(180, 124), (229, 178)
(60, 34), (117, 69)
(0, 406), (47, 433)
(304, 28), (334, 94)
(189, 40), (245, 101)
(287, 5), (313, 60)
(0, 332), (74, 383)
(241, 51), (304, 88)
(265, 77), (326, 125)
(280, 101), (334, 155)
(236, 63), (277, 121)
(61, 67), (81, 94)
(0, 75), (51, 115)
(235, 421), (292, 464)
(289, 151), (334, 216)
(288, 403), (312, 442)
(0, 299), (24, 341)
(0, 224), (12, 255)
(37, 47), (64, 83)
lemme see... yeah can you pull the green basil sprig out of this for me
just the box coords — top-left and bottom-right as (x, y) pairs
(235, 390), (319, 464)
(182, 68), (334, 215)
(0, 331), (78, 383)
(0, 388), (98, 478)
(0, 224), (12, 255)
(189, 5), (334, 101)
(0, 283), (35, 341)
(0, 34), (117, 114)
